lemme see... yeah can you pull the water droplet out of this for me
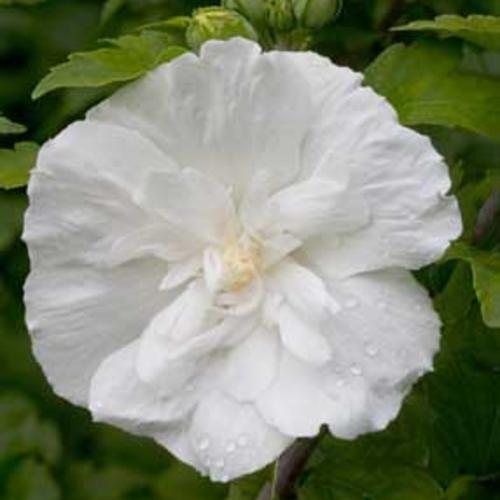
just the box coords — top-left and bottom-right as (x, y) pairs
(215, 459), (225, 469)
(365, 343), (378, 357)
(237, 435), (248, 447)
(221, 474), (229, 482)
(336, 379), (345, 387)
(350, 364), (363, 376)
(377, 300), (387, 310)
(225, 442), (236, 453)
(414, 304), (423, 312)
(345, 298), (358, 309)
(198, 437), (210, 451)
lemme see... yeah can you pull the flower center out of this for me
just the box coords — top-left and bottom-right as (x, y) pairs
(220, 239), (261, 292)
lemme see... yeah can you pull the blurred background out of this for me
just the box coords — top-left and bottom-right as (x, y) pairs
(1, 1), (500, 499)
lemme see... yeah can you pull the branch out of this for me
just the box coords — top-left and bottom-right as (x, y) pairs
(256, 432), (323, 500)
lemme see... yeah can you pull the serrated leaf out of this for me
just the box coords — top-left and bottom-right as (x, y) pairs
(365, 40), (500, 142)
(445, 242), (500, 328)
(393, 15), (500, 51)
(5, 459), (60, 500)
(0, 116), (26, 135)
(32, 32), (188, 99)
(0, 142), (38, 189)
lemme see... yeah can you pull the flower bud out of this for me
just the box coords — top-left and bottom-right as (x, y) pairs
(187, 7), (258, 51)
(265, 0), (295, 32)
(292, 0), (343, 29)
(222, 0), (267, 26)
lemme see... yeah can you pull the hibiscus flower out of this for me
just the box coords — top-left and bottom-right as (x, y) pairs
(23, 38), (462, 481)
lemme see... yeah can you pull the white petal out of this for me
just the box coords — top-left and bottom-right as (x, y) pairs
(278, 304), (331, 366)
(24, 260), (168, 405)
(220, 326), (279, 402)
(89, 340), (195, 433)
(89, 38), (314, 195)
(292, 55), (461, 275)
(136, 281), (212, 388)
(266, 259), (339, 323)
(159, 256), (202, 291)
(320, 268), (440, 439)
(137, 168), (235, 244)
(257, 352), (337, 437)
(187, 391), (292, 481)
(269, 177), (369, 239)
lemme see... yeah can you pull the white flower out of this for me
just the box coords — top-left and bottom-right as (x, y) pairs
(23, 38), (462, 482)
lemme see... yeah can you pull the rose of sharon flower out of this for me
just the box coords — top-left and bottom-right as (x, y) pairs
(24, 38), (462, 481)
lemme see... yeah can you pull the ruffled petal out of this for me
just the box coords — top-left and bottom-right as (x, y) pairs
(186, 391), (292, 481)
(257, 352), (337, 437)
(321, 268), (440, 439)
(220, 326), (279, 402)
(286, 51), (461, 276)
(88, 38), (314, 195)
(89, 340), (195, 433)
(25, 260), (168, 406)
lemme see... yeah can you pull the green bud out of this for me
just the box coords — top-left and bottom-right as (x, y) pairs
(293, 0), (343, 29)
(222, 0), (267, 26)
(265, 0), (295, 32)
(187, 7), (258, 51)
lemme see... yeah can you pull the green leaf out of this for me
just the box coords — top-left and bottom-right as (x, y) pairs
(0, 192), (27, 251)
(32, 31), (188, 99)
(0, 116), (26, 135)
(299, 394), (440, 499)
(0, 142), (38, 189)
(429, 264), (500, 483)
(446, 242), (500, 328)
(0, 392), (61, 467)
(299, 464), (443, 500)
(226, 467), (271, 500)
(0, 0), (46, 5)
(393, 15), (500, 51)
(65, 463), (152, 500)
(5, 459), (60, 500)
(365, 40), (500, 142)
(100, 0), (127, 25)
(155, 462), (226, 500)
(444, 476), (495, 500)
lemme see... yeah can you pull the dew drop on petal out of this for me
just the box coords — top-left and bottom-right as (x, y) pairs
(198, 437), (210, 451)
(350, 364), (362, 376)
(215, 459), (225, 469)
(365, 343), (378, 357)
(225, 442), (236, 453)
(336, 379), (345, 387)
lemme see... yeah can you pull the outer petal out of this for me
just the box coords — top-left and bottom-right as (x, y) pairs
(185, 391), (292, 481)
(88, 38), (314, 195)
(25, 260), (168, 406)
(322, 268), (441, 438)
(23, 124), (175, 405)
(289, 51), (461, 276)
(257, 269), (440, 440)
